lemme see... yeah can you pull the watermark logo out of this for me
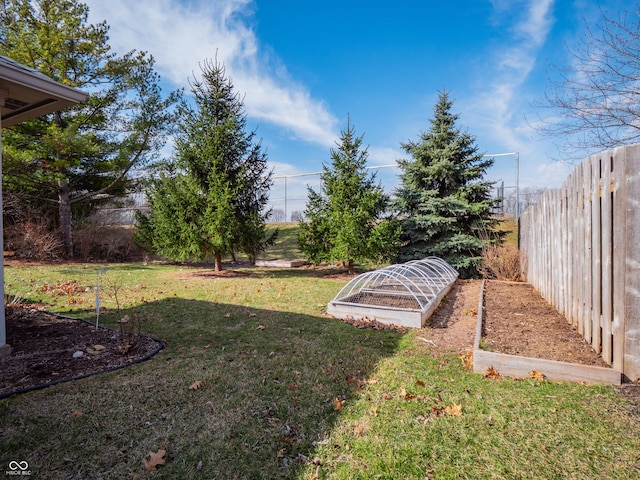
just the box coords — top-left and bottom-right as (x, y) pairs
(5, 461), (31, 476)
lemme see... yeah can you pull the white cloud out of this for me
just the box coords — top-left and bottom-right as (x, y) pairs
(464, 0), (555, 153)
(83, 0), (337, 146)
(368, 146), (403, 168)
(534, 160), (572, 187)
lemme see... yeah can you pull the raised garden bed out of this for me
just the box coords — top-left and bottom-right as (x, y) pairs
(473, 280), (621, 385)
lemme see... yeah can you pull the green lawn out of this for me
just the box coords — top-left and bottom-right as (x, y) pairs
(260, 223), (304, 260)
(1, 261), (639, 479)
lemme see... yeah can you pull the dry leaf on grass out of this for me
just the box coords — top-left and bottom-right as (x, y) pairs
(459, 351), (473, 369)
(143, 449), (166, 471)
(189, 380), (203, 390)
(333, 397), (345, 411)
(530, 370), (546, 381)
(353, 417), (370, 436)
(345, 375), (358, 385)
(445, 402), (463, 417)
(72, 410), (83, 417)
(400, 387), (416, 400)
(483, 366), (501, 380)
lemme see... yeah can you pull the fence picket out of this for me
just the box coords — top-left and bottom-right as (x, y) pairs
(591, 154), (602, 353)
(520, 144), (640, 380)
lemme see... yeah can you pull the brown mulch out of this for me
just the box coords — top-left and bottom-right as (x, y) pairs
(0, 307), (163, 398)
(483, 280), (610, 367)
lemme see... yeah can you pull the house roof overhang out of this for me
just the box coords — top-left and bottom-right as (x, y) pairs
(0, 54), (87, 357)
(0, 54), (88, 127)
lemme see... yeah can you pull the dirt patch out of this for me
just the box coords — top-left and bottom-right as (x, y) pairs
(483, 280), (609, 367)
(422, 279), (481, 354)
(0, 307), (163, 398)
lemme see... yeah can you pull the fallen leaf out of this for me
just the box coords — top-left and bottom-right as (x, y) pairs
(416, 380), (426, 388)
(483, 366), (501, 380)
(530, 370), (546, 381)
(445, 402), (463, 417)
(369, 406), (378, 417)
(353, 417), (370, 436)
(72, 410), (83, 417)
(256, 324), (265, 330)
(345, 375), (358, 385)
(333, 397), (345, 411)
(459, 351), (473, 369)
(189, 380), (203, 390)
(143, 449), (166, 471)
(431, 405), (446, 416)
(287, 383), (298, 391)
(400, 388), (416, 400)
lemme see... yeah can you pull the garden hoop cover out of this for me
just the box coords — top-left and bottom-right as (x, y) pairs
(327, 257), (458, 328)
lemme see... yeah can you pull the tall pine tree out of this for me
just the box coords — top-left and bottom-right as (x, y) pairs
(299, 119), (400, 274)
(0, 0), (179, 257)
(135, 59), (274, 271)
(394, 91), (498, 278)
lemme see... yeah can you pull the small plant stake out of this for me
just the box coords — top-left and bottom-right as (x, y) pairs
(95, 268), (107, 329)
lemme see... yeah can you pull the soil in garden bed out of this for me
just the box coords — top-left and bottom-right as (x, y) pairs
(483, 280), (610, 368)
(0, 307), (163, 397)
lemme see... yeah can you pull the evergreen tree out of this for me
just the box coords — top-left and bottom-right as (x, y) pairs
(394, 91), (498, 278)
(136, 59), (275, 271)
(0, 0), (180, 257)
(299, 120), (400, 274)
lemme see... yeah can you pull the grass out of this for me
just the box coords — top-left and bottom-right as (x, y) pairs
(2, 225), (640, 478)
(495, 217), (519, 247)
(261, 223), (304, 260)
(2, 261), (640, 479)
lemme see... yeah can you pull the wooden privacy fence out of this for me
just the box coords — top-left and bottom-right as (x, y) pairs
(519, 144), (640, 381)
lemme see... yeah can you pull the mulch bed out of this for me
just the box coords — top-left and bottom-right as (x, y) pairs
(0, 307), (163, 398)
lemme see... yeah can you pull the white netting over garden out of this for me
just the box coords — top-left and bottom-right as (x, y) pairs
(327, 257), (458, 328)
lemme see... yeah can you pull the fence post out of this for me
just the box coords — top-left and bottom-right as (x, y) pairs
(622, 144), (640, 380)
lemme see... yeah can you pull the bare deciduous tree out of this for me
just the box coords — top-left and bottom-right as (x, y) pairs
(535, 5), (640, 157)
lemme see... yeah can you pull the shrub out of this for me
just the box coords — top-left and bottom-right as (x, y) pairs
(478, 243), (521, 281)
(4, 218), (63, 260)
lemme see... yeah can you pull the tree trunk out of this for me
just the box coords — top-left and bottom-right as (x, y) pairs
(214, 250), (223, 272)
(58, 182), (73, 258)
(348, 258), (354, 275)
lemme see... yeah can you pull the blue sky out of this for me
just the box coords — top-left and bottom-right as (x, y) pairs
(84, 0), (629, 217)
